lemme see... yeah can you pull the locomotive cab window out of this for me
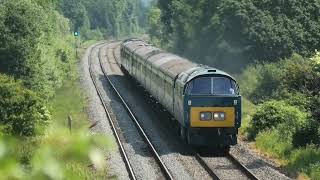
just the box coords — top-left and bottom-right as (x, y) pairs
(186, 76), (239, 95)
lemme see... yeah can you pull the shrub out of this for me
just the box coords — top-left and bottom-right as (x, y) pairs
(290, 95), (320, 147)
(0, 129), (114, 179)
(281, 54), (320, 95)
(255, 129), (293, 158)
(310, 95), (320, 121)
(239, 98), (256, 137)
(274, 90), (311, 110)
(0, 74), (50, 136)
(238, 61), (284, 103)
(288, 145), (320, 179)
(250, 63), (284, 102)
(293, 118), (320, 147)
(238, 53), (320, 104)
(82, 29), (104, 41)
(310, 163), (320, 180)
(237, 65), (261, 98)
(250, 100), (308, 138)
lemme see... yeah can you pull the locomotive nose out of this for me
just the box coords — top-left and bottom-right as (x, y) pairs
(185, 95), (241, 128)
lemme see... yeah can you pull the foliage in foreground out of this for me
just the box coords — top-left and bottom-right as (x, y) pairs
(0, 0), (146, 179)
(0, 130), (114, 180)
(0, 40), (114, 179)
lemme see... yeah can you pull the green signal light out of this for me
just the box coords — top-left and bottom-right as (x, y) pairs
(74, 31), (79, 37)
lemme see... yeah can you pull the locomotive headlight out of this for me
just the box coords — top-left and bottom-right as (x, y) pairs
(213, 112), (226, 121)
(200, 112), (212, 121)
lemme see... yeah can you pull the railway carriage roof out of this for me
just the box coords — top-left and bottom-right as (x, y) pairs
(124, 40), (146, 52)
(135, 46), (162, 60)
(123, 39), (236, 83)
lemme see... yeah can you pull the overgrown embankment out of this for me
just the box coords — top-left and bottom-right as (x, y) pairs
(0, 0), (147, 178)
(238, 53), (320, 179)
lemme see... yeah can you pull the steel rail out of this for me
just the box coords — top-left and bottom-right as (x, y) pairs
(88, 42), (137, 180)
(195, 153), (220, 180)
(227, 153), (260, 180)
(99, 43), (174, 180)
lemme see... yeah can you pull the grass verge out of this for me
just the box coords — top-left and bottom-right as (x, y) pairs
(46, 40), (111, 179)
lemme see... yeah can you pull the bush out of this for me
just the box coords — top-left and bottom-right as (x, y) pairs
(255, 129), (293, 159)
(238, 53), (320, 103)
(293, 118), (320, 147)
(0, 129), (114, 179)
(250, 100), (308, 139)
(0, 74), (50, 136)
(238, 61), (284, 103)
(281, 54), (320, 95)
(237, 65), (261, 98)
(274, 90), (311, 110)
(82, 29), (104, 41)
(239, 98), (256, 137)
(310, 95), (320, 121)
(288, 145), (320, 179)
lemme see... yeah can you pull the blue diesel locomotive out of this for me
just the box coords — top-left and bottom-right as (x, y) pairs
(120, 39), (241, 149)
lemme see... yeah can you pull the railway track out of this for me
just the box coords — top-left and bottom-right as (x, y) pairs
(88, 42), (136, 180)
(89, 41), (262, 180)
(89, 42), (174, 180)
(108, 43), (261, 180)
(196, 153), (260, 180)
(227, 153), (260, 180)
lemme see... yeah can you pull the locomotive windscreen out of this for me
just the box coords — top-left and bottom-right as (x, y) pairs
(186, 76), (239, 95)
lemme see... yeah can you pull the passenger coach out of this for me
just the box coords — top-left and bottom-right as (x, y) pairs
(120, 39), (241, 150)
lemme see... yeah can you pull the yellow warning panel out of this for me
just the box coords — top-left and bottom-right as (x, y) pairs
(190, 107), (235, 127)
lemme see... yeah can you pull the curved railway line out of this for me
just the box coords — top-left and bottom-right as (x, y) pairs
(89, 42), (173, 180)
(88, 42), (136, 180)
(89, 41), (262, 180)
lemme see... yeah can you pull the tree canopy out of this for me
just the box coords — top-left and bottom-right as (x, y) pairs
(59, 0), (147, 39)
(151, 0), (320, 72)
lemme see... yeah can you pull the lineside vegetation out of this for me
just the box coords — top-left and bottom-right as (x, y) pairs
(0, 0), (146, 178)
(149, 0), (320, 179)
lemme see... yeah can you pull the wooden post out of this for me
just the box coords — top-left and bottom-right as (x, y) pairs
(68, 115), (72, 133)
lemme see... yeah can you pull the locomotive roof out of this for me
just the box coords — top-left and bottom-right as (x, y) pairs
(122, 39), (236, 83)
(185, 67), (236, 83)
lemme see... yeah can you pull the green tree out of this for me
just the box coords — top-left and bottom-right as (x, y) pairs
(59, 0), (87, 31)
(0, 74), (50, 136)
(153, 0), (320, 72)
(0, 0), (75, 99)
